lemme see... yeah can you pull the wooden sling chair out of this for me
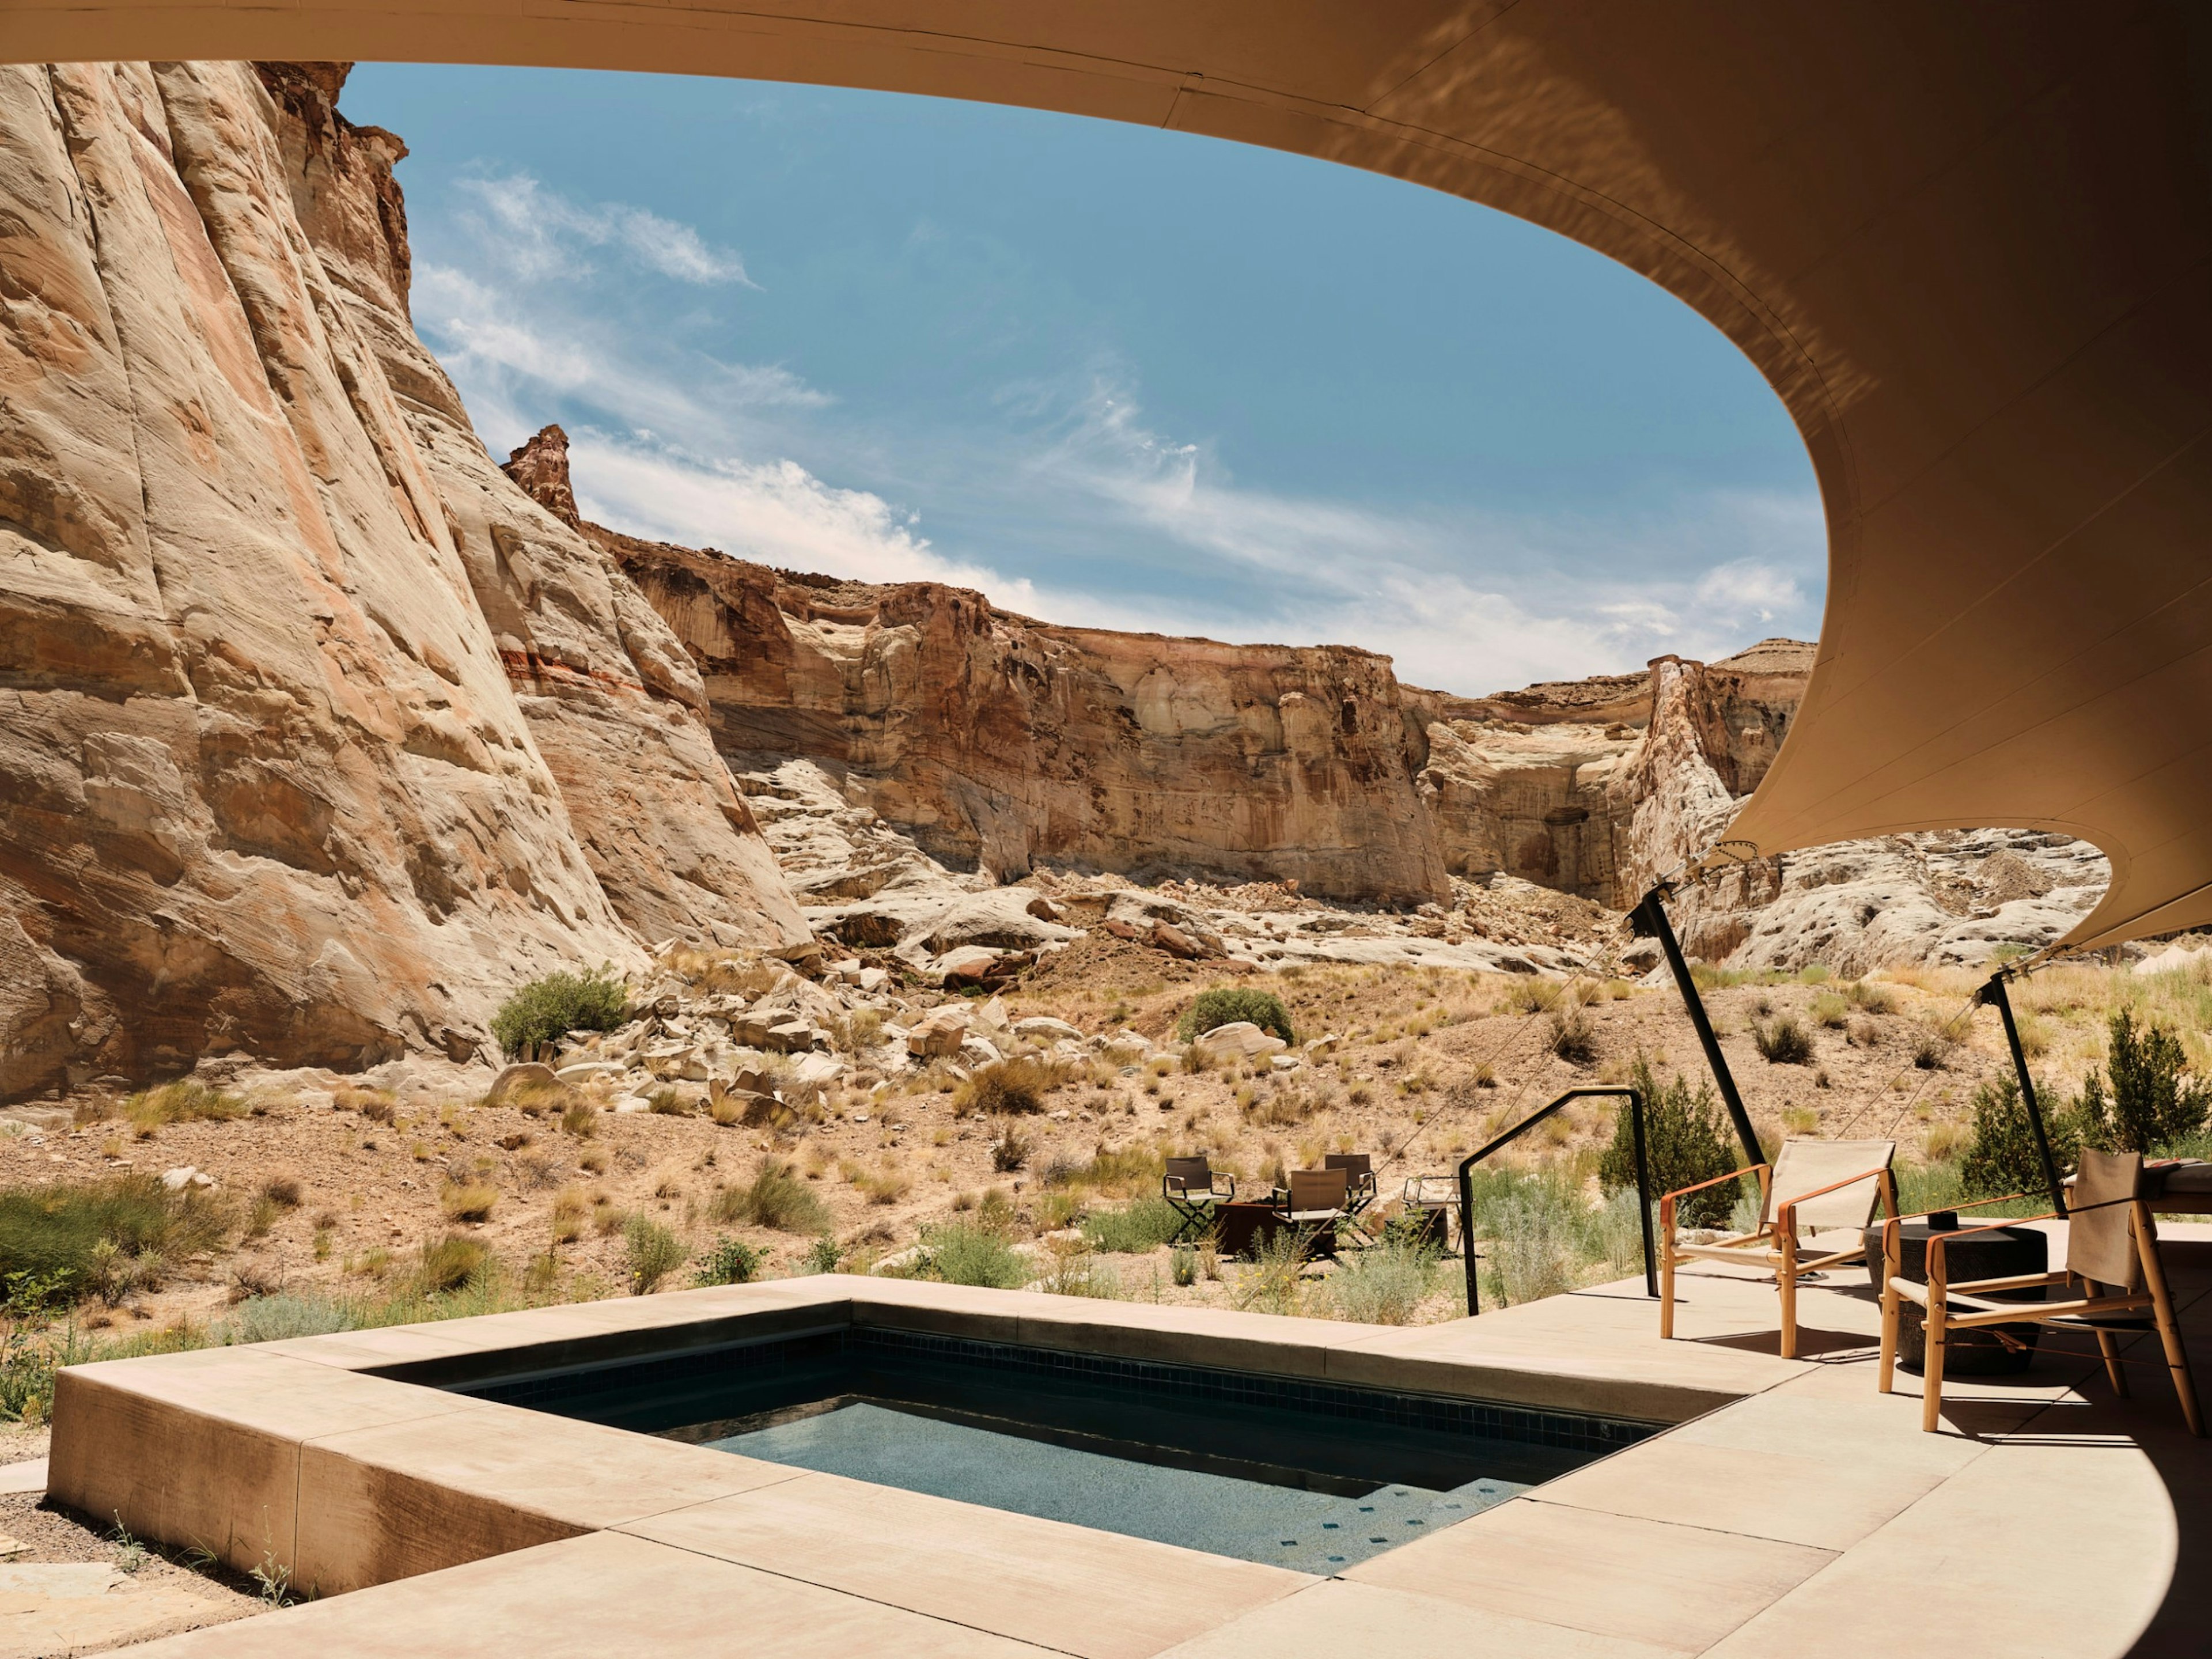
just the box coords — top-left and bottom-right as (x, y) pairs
(1880, 1147), (2205, 1435)
(1661, 1138), (1898, 1359)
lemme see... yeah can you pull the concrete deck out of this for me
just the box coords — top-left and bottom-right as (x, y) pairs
(54, 1232), (2212, 1657)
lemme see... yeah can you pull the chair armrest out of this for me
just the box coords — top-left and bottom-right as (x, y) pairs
(1210, 1175), (1237, 1200)
(1663, 1164), (1768, 1203)
(1927, 1213), (2061, 1282)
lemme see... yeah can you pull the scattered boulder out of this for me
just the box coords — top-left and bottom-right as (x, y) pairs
(1012, 1016), (1084, 1041)
(906, 1006), (972, 1058)
(159, 1167), (215, 1191)
(485, 1063), (560, 1105)
(934, 946), (1008, 989)
(1192, 1021), (1287, 1061)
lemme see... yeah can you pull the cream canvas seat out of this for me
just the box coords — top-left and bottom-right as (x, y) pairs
(1880, 1147), (2205, 1435)
(1660, 1138), (1898, 1359)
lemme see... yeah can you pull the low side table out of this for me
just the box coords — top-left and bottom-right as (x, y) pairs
(1861, 1217), (2047, 1376)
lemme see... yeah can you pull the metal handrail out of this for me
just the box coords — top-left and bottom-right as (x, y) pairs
(1456, 1086), (1654, 1316)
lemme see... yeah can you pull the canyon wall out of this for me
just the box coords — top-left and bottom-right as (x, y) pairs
(0, 62), (802, 1100)
(574, 501), (1451, 906)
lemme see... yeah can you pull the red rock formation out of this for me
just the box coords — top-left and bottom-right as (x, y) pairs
(591, 518), (1451, 905)
(0, 61), (803, 1100)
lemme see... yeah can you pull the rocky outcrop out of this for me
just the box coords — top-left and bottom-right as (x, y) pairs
(597, 525), (1451, 905)
(1410, 641), (1808, 904)
(0, 60), (802, 1100)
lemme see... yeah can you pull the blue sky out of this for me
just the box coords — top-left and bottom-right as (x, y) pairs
(344, 65), (1823, 695)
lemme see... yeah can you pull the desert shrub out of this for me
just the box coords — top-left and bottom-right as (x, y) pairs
(124, 1082), (248, 1135)
(829, 1008), (886, 1055)
(855, 1167), (912, 1206)
(1047, 1142), (1165, 1195)
(1506, 978), (1563, 1015)
(990, 1124), (1032, 1172)
(624, 1214), (686, 1294)
(2075, 1007), (2209, 1154)
(1176, 988), (1296, 1046)
(1809, 993), (1851, 1029)
(692, 1236), (763, 1286)
(1599, 1058), (1740, 1228)
(1479, 1185), (1582, 1306)
(646, 1088), (689, 1116)
(952, 1058), (1054, 1118)
(222, 1293), (353, 1344)
(260, 1173), (304, 1209)
(1910, 1023), (1956, 1070)
(1324, 1237), (1440, 1324)
(439, 1181), (498, 1224)
(559, 1099), (598, 1138)
(490, 967), (629, 1059)
(802, 1234), (843, 1275)
(0, 1176), (229, 1308)
(711, 1159), (831, 1233)
(1547, 1005), (1596, 1065)
(1959, 1073), (2079, 1198)
(1171, 1245), (1199, 1286)
(1847, 980), (1896, 1015)
(1232, 1226), (1312, 1315)
(923, 1220), (1030, 1289)
(1080, 1196), (1183, 1254)
(1752, 1017), (1814, 1065)
(414, 1233), (491, 1295)
(550, 1187), (588, 1244)
(1039, 1238), (1122, 1299)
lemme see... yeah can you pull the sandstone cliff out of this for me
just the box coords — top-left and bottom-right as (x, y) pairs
(0, 62), (802, 1101)
(554, 492), (1451, 907)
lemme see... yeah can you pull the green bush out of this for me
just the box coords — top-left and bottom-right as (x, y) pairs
(1080, 1196), (1183, 1255)
(0, 1176), (229, 1308)
(624, 1214), (687, 1294)
(1600, 1058), (1740, 1228)
(1960, 1074), (2079, 1198)
(802, 1235), (843, 1275)
(711, 1159), (830, 1233)
(2074, 1007), (2209, 1154)
(1176, 988), (1296, 1046)
(490, 967), (630, 1059)
(692, 1237), (763, 1286)
(923, 1220), (1031, 1289)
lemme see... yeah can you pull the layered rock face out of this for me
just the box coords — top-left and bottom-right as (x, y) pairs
(582, 515), (1450, 906)
(1411, 640), (1808, 904)
(0, 62), (801, 1100)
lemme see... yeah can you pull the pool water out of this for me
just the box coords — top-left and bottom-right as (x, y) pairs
(455, 1327), (1652, 1569)
(713, 1399), (1525, 1573)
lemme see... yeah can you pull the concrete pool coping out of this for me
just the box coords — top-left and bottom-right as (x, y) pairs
(51, 1234), (2212, 1655)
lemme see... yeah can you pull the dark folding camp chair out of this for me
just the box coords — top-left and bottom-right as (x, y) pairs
(1399, 1175), (1459, 1252)
(1272, 1167), (1350, 1260)
(1325, 1153), (1378, 1219)
(1163, 1155), (1235, 1244)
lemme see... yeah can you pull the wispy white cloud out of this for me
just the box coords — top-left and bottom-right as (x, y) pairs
(410, 188), (1824, 696)
(568, 430), (1034, 599)
(453, 173), (756, 285)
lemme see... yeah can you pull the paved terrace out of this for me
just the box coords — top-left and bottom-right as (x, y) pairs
(42, 1229), (2212, 1658)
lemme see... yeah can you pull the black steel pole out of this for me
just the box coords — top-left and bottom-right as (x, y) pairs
(1980, 973), (2067, 1215)
(1459, 1162), (1481, 1316)
(1630, 1089), (1657, 1299)
(1637, 887), (1764, 1170)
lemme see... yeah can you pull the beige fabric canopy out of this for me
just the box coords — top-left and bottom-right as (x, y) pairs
(14, 2), (2212, 949)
